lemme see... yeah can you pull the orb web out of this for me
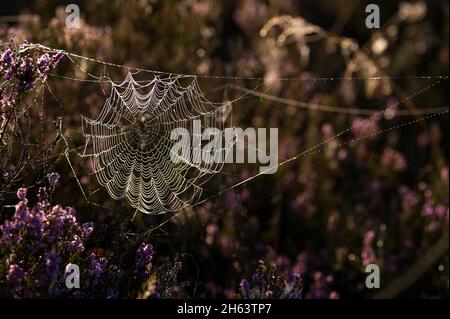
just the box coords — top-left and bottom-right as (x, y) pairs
(81, 72), (232, 214)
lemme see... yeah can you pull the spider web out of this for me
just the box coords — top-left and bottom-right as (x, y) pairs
(80, 71), (235, 215)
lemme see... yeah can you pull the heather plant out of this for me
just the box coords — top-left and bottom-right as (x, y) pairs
(239, 260), (303, 299)
(0, 173), (188, 299)
(0, 42), (63, 204)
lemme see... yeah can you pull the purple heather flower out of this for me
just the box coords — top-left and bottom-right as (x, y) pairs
(50, 51), (64, 68)
(251, 271), (267, 296)
(352, 116), (379, 138)
(16, 187), (27, 200)
(362, 230), (377, 266)
(44, 252), (61, 281)
(5, 69), (14, 80)
(0, 220), (12, 238)
(67, 235), (84, 253)
(400, 186), (419, 207)
(1, 49), (13, 66)
(29, 212), (45, 238)
(19, 58), (32, 76)
(381, 148), (407, 171)
(417, 132), (430, 148)
(15, 201), (31, 222)
(428, 221), (438, 232)
(0, 218), (22, 247)
(37, 187), (50, 207)
(37, 53), (51, 74)
(423, 202), (449, 219)
(435, 205), (449, 218)
(441, 167), (449, 181)
(240, 279), (250, 297)
(6, 264), (24, 286)
(423, 203), (435, 217)
(363, 230), (376, 245)
(47, 172), (60, 188)
(81, 222), (94, 239)
(18, 41), (29, 51)
(136, 243), (154, 270)
(307, 271), (329, 299)
(88, 253), (108, 284)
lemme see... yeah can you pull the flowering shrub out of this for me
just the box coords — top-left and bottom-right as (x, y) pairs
(0, 43), (62, 111)
(0, 174), (176, 299)
(239, 260), (302, 299)
(0, 43), (64, 207)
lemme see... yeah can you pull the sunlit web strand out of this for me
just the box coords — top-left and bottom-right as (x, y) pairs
(31, 43), (448, 82)
(45, 73), (449, 117)
(38, 45), (448, 117)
